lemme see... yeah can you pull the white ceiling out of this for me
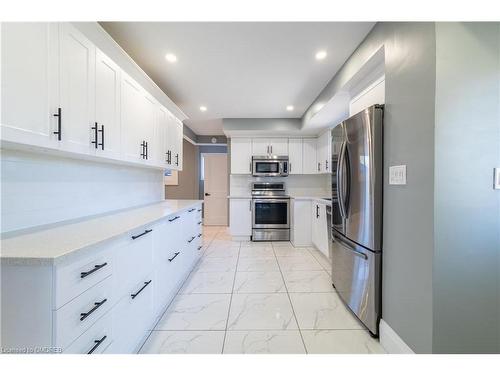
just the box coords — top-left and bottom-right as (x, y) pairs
(100, 22), (374, 135)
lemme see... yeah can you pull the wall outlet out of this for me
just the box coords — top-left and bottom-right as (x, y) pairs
(389, 165), (407, 185)
(494, 168), (500, 190)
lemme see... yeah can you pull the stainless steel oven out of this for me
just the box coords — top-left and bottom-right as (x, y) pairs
(251, 182), (290, 241)
(252, 156), (289, 177)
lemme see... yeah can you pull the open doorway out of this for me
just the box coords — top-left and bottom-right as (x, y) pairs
(201, 153), (228, 225)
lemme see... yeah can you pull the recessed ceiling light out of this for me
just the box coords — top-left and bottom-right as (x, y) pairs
(165, 53), (177, 63)
(286, 105), (294, 111)
(315, 50), (327, 60)
(199, 106), (207, 112)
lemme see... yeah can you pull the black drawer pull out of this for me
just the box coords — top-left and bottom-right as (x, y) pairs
(168, 252), (180, 262)
(168, 216), (180, 222)
(87, 335), (107, 354)
(80, 298), (107, 321)
(197, 221), (202, 225)
(188, 208), (195, 212)
(131, 280), (152, 299)
(197, 233), (202, 238)
(187, 236), (195, 243)
(197, 246), (202, 251)
(131, 229), (152, 240)
(197, 209), (202, 212)
(80, 262), (108, 279)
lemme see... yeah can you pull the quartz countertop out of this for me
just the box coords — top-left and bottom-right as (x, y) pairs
(290, 196), (332, 205)
(0, 200), (203, 265)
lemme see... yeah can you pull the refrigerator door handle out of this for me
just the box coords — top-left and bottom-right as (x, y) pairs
(333, 231), (368, 260)
(337, 141), (348, 218)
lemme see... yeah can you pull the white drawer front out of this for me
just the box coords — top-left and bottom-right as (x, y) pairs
(54, 276), (113, 350)
(107, 276), (153, 354)
(153, 215), (182, 264)
(54, 245), (113, 309)
(113, 226), (153, 298)
(63, 311), (112, 354)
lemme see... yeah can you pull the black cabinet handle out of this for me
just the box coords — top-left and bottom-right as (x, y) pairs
(98, 125), (104, 150)
(81, 262), (108, 279)
(131, 280), (152, 299)
(188, 236), (195, 243)
(91, 122), (98, 148)
(316, 205), (320, 219)
(197, 209), (202, 212)
(87, 335), (107, 354)
(140, 141), (145, 158)
(204, 193), (211, 196)
(197, 233), (202, 238)
(80, 298), (107, 321)
(167, 150), (171, 164)
(175, 153), (179, 166)
(131, 229), (152, 240)
(188, 208), (196, 212)
(145, 141), (148, 160)
(325, 159), (328, 171)
(168, 252), (180, 262)
(168, 216), (180, 222)
(53, 107), (62, 141)
(318, 162), (320, 172)
(197, 246), (202, 251)
(197, 221), (202, 225)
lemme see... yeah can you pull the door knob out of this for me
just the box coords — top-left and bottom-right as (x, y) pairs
(204, 193), (211, 196)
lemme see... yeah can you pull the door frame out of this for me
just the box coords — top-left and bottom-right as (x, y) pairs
(201, 152), (229, 226)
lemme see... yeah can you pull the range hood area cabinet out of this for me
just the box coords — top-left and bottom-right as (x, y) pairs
(1, 22), (184, 171)
(230, 136), (325, 175)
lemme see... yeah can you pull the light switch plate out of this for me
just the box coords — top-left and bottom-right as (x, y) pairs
(389, 165), (407, 185)
(494, 168), (500, 190)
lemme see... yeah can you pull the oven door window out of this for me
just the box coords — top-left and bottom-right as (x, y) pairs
(254, 201), (288, 225)
(255, 162), (279, 174)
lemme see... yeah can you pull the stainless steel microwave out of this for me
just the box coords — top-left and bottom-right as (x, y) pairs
(252, 156), (289, 177)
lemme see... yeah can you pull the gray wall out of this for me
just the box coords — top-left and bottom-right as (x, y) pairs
(198, 145), (228, 200)
(305, 23), (437, 353)
(433, 22), (500, 353)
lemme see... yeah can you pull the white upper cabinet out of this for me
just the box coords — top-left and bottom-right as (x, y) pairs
(59, 23), (96, 155)
(269, 138), (288, 156)
(303, 138), (318, 174)
(317, 130), (332, 174)
(120, 73), (144, 162)
(230, 138), (253, 174)
(288, 138), (303, 174)
(1, 22), (185, 170)
(154, 105), (169, 167)
(94, 49), (121, 159)
(251, 138), (269, 155)
(1, 22), (59, 148)
(251, 138), (288, 156)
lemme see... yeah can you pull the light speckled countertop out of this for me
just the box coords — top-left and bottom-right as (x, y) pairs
(0, 200), (202, 265)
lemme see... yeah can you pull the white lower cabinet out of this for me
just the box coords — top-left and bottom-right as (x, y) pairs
(229, 198), (252, 238)
(290, 199), (312, 247)
(0, 202), (202, 354)
(312, 201), (329, 258)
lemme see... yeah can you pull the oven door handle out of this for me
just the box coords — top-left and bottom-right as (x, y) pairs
(252, 199), (290, 204)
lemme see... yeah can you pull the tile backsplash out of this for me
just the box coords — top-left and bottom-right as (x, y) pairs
(1, 150), (164, 234)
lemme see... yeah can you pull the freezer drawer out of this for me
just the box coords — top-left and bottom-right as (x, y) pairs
(331, 231), (381, 336)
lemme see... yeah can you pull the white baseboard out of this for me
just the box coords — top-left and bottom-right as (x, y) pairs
(379, 319), (415, 354)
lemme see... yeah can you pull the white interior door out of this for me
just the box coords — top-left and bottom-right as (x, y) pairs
(203, 154), (228, 226)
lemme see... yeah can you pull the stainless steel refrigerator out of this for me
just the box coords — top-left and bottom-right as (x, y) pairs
(330, 104), (383, 337)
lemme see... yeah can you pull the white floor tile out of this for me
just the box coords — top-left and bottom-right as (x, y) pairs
(223, 331), (305, 354)
(204, 246), (240, 258)
(227, 293), (297, 330)
(140, 331), (225, 354)
(301, 330), (385, 354)
(282, 270), (334, 292)
(196, 256), (238, 272)
(237, 257), (279, 272)
(273, 246), (312, 257)
(308, 248), (332, 273)
(179, 271), (235, 294)
(233, 271), (286, 293)
(289, 292), (364, 330)
(276, 255), (324, 271)
(156, 294), (231, 330)
(239, 247), (275, 258)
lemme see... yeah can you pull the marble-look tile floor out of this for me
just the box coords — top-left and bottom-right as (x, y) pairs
(139, 226), (385, 354)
